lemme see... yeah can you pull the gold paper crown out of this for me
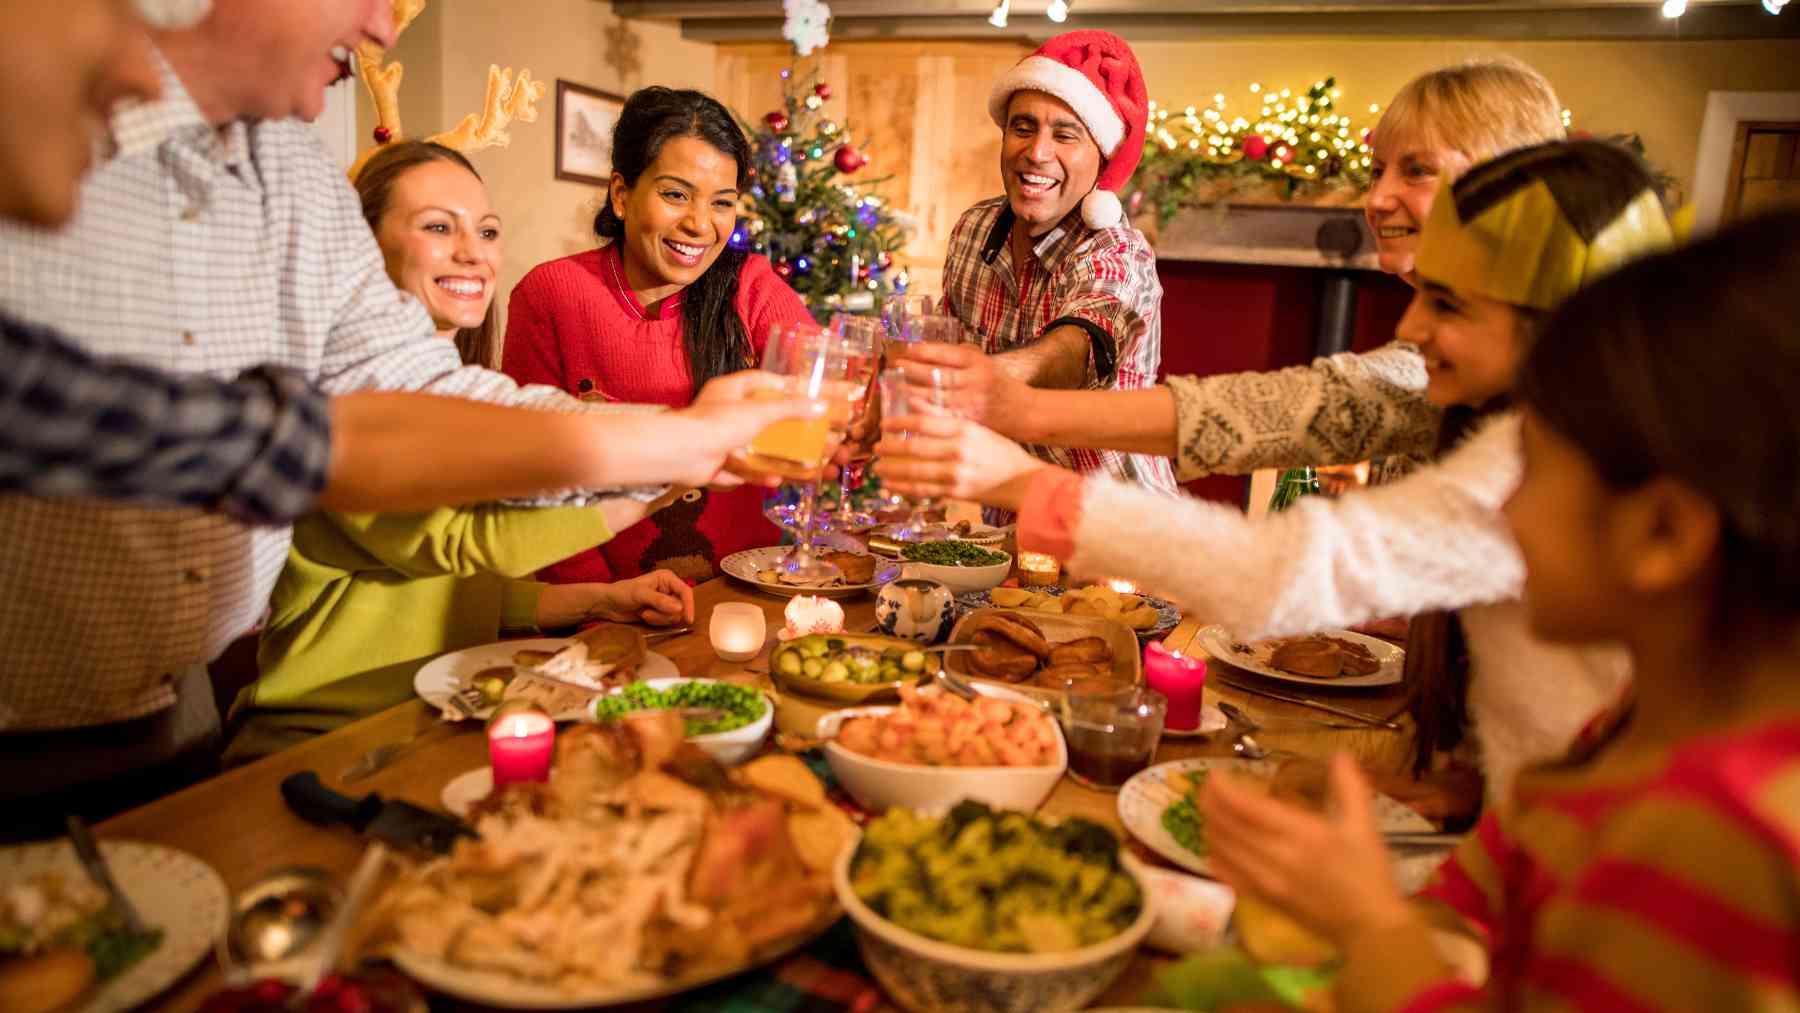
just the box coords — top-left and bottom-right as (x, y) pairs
(347, 0), (547, 179)
(1415, 176), (1673, 312)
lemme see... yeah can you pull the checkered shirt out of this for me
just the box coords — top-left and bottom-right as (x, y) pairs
(1, 311), (331, 524)
(939, 197), (1179, 511)
(0, 55), (634, 730)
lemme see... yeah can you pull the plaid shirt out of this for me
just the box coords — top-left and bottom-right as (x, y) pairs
(0, 55), (630, 730)
(0, 311), (331, 524)
(940, 197), (1179, 510)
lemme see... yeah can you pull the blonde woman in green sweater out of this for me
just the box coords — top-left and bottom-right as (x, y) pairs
(227, 143), (691, 762)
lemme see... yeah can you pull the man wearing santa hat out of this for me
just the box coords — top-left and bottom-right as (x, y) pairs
(899, 30), (1177, 511)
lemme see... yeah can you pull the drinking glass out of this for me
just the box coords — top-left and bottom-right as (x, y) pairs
(1062, 687), (1167, 792)
(877, 365), (955, 543)
(742, 322), (851, 583)
(820, 314), (883, 533)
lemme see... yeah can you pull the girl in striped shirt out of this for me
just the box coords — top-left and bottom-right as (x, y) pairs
(1201, 210), (1800, 1010)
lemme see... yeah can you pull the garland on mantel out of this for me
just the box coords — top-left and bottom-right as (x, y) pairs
(1125, 77), (1679, 227)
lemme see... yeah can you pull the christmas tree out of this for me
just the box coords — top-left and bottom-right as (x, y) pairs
(733, 69), (911, 318)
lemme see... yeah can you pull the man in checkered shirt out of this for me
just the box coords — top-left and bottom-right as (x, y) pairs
(900, 31), (1178, 513)
(0, 0), (790, 815)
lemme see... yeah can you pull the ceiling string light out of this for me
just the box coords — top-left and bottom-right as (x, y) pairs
(1661, 0), (1686, 17)
(1047, 0), (1070, 21)
(989, 0), (1010, 28)
(1765, 0), (1788, 14)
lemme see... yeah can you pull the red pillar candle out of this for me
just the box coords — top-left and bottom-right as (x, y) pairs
(1144, 641), (1207, 732)
(487, 703), (555, 787)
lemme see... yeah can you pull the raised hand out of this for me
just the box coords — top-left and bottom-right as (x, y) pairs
(896, 342), (1030, 434)
(872, 413), (1050, 513)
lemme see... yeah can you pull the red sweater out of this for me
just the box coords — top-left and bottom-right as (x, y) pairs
(502, 244), (812, 584)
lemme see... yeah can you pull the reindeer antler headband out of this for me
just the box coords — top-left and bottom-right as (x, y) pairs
(347, 0), (547, 179)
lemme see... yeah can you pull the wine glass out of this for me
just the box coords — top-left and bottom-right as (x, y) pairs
(741, 321), (850, 583)
(877, 365), (956, 542)
(820, 314), (882, 533)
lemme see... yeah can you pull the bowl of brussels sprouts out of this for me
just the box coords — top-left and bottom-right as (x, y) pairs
(767, 633), (939, 704)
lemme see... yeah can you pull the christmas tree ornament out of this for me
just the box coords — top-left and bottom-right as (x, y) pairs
(815, 82), (834, 101)
(820, 121), (839, 136)
(1242, 133), (1269, 160)
(776, 161), (798, 204)
(834, 145), (868, 174)
(766, 110), (790, 133)
(773, 260), (794, 279)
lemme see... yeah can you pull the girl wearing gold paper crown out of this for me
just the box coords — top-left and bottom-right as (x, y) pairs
(502, 87), (815, 587)
(880, 140), (1673, 808)
(1202, 211), (1800, 1012)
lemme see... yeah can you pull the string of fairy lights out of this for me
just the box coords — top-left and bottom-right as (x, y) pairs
(1146, 78), (1373, 183)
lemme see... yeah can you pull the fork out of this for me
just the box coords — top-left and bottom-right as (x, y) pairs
(66, 816), (151, 937)
(342, 717), (462, 784)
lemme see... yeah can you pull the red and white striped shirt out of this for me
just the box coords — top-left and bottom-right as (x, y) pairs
(940, 197), (1178, 507)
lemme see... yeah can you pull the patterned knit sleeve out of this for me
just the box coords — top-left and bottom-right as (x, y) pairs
(1165, 341), (1442, 481)
(1048, 227), (1161, 389)
(1063, 413), (1524, 639)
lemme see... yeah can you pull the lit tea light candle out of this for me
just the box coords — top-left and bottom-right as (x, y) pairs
(1143, 641), (1207, 732)
(487, 702), (555, 787)
(1018, 551), (1060, 587)
(1106, 577), (1139, 594)
(710, 602), (770, 662)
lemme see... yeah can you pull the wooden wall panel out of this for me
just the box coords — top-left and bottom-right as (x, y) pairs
(717, 40), (1029, 297)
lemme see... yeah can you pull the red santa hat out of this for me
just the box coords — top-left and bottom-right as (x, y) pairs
(986, 30), (1148, 230)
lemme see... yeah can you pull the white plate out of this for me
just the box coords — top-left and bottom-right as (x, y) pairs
(0, 840), (228, 1013)
(1159, 702), (1228, 739)
(390, 915), (831, 1009)
(413, 638), (678, 722)
(720, 546), (899, 599)
(1117, 758), (1446, 891)
(1195, 625), (1403, 689)
(441, 767), (494, 818)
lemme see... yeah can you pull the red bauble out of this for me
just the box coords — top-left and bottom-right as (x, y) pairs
(1273, 145), (1291, 163)
(1242, 134), (1269, 160)
(814, 82), (833, 100)
(833, 145), (867, 174)
(877, 250), (893, 269)
(765, 110), (790, 133)
(372, 126), (392, 144)
(773, 260), (794, 279)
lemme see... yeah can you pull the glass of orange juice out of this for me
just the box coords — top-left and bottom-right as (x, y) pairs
(739, 322), (855, 583)
(819, 315), (881, 533)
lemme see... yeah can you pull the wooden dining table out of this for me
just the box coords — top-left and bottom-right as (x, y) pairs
(104, 575), (1417, 1011)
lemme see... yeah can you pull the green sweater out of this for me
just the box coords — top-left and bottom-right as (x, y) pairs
(227, 505), (614, 763)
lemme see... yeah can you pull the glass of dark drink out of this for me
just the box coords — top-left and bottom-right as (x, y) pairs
(1062, 686), (1167, 792)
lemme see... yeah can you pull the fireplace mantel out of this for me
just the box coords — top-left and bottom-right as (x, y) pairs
(1140, 201), (1379, 271)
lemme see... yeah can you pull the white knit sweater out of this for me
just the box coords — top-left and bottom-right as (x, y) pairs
(1067, 412), (1630, 798)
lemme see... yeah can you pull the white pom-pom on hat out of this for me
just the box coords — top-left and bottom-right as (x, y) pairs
(1082, 189), (1123, 230)
(133, 0), (212, 29)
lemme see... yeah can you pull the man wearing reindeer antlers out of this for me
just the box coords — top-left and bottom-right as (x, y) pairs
(0, 0), (802, 825)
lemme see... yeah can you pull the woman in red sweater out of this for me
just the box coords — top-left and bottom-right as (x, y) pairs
(504, 87), (813, 584)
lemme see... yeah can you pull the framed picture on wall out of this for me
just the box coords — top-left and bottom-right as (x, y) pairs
(555, 80), (625, 186)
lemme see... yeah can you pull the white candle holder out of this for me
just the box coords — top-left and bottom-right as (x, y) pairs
(709, 602), (768, 663)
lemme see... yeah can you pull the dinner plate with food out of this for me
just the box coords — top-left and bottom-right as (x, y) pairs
(363, 715), (853, 1009)
(1116, 758), (1440, 890)
(0, 839), (227, 1013)
(720, 546), (898, 599)
(957, 585), (1181, 639)
(413, 624), (679, 722)
(1196, 625), (1403, 689)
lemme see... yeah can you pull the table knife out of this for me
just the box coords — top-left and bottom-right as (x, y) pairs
(281, 771), (477, 854)
(1209, 672), (1402, 730)
(66, 815), (150, 935)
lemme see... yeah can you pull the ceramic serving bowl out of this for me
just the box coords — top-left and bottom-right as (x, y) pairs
(833, 844), (1157, 1013)
(815, 683), (1065, 814)
(590, 677), (773, 766)
(900, 550), (1012, 595)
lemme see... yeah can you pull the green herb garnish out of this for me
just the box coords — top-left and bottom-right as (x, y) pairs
(89, 925), (163, 981)
(1162, 770), (1209, 856)
(900, 541), (1009, 567)
(591, 680), (766, 736)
